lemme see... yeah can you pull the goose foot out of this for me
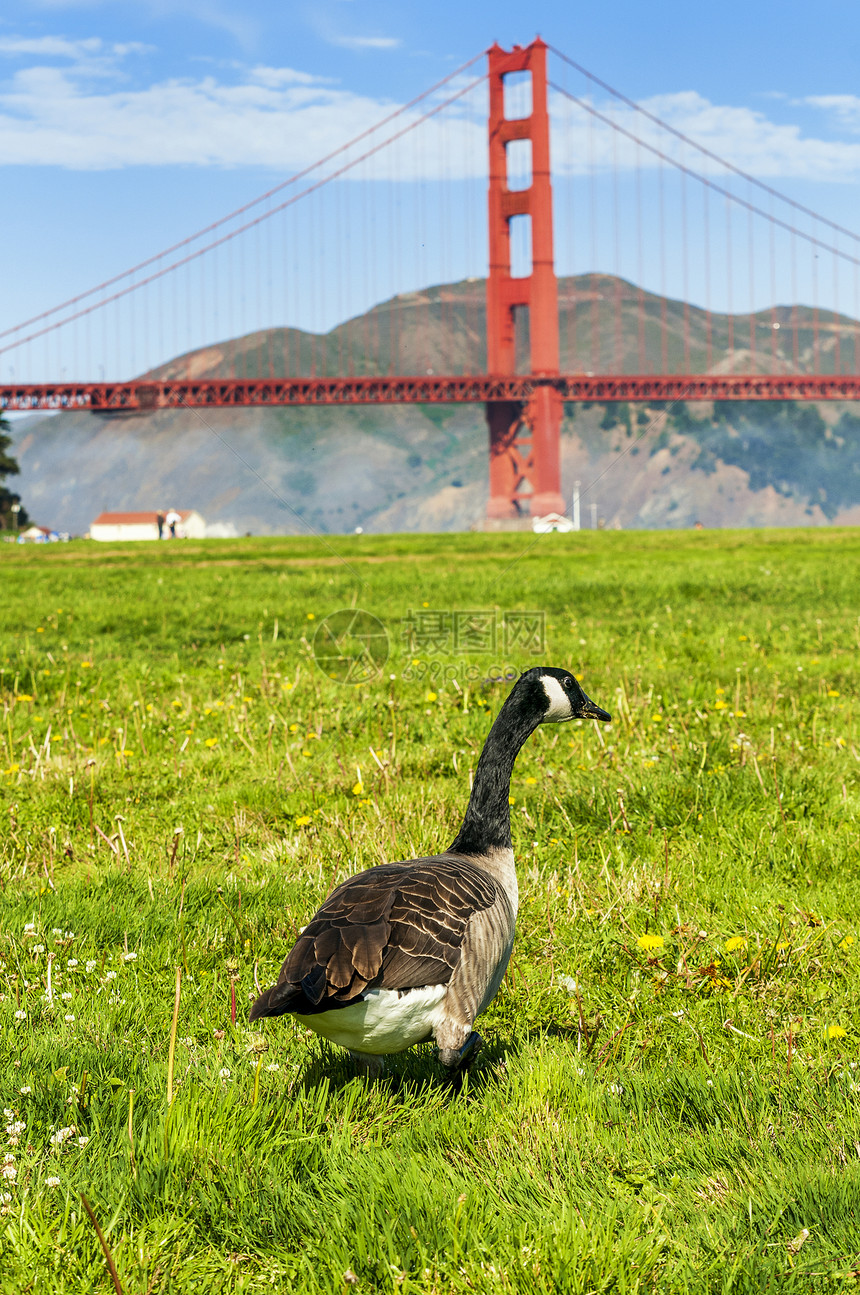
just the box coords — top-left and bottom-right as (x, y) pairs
(442, 1031), (483, 1093)
(348, 1050), (385, 1080)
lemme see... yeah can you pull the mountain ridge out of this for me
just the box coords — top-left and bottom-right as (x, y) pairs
(11, 273), (860, 536)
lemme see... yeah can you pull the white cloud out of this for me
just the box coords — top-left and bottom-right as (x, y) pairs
(0, 35), (484, 172)
(1, 37), (860, 185)
(804, 95), (860, 134)
(331, 35), (401, 51)
(551, 89), (860, 183)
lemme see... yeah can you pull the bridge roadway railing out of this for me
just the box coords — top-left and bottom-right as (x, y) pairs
(4, 373), (860, 413)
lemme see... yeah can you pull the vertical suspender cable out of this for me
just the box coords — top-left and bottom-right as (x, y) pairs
(725, 191), (734, 366)
(769, 196), (777, 372)
(659, 155), (667, 373)
(704, 168), (712, 372)
(791, 228), (799, 371)
(681, 150), (690, 373)
(747, 187), (755, 373)
(832, 237), (840, 375)
(636, 139), (645, 372)
(812, 216), (820, 374)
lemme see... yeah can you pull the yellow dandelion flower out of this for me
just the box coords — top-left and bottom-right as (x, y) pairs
(36, 627), (44, 634)
(306, 613), (315, 621)
(839, 936), (854, 951)
(776, 941), (790, 951)
(301, 748), (312, 757)
(425, 691), (437, 702)
(295, 816), (312, 827)
(289, 723), (299, 733)
(724, 936), (746, 953)
(636, 933), (665, 952)
(525, 776), (537, 785)
(508, 796), (516, 805)
(352, 782), (363, 796)
(827, 1024), (848, 1040)
(828, 689), (840, 697)
(15, 694), (33, 703)
(81, 661), (93, 669)
(738, 634), (748, 641)
(205, 738), (218, 748)
(714, 700), (728, 710)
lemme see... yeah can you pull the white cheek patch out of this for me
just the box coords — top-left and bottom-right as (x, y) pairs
(540, 676), (574, 722)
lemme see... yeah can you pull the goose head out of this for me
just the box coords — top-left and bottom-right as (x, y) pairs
(519, 665), (612, 725)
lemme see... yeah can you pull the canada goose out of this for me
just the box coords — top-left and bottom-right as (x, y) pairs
(250, 667), (611, 1084)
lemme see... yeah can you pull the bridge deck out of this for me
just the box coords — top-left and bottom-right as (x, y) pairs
(3, 374), (860, 413)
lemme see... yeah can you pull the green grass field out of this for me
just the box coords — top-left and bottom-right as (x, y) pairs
(1, 528), (859, 1293)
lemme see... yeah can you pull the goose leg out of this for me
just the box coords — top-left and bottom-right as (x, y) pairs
(440, 1031), (483, 1092)
(348, 1050), (385, 1080)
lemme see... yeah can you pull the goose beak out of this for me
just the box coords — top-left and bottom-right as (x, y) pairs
(579, 694), (611, 723)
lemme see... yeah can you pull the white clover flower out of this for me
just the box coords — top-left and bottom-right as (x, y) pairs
(32, 945), (45, 954)
(0, 1191), (11, 1202)
(265, 1063), (280, 1073)
(18, 1088), (31, 1097)
(104, 971), (117, 981)
(45, 1177), (60, 1187)
(557, 975), (578, 994)
(65, 932), (75, 939)
(49, 1126), (76, 1147)
(67, 960), (78, 969)
(63, 1014), (75, 1023)
(122, 952), (137, 963)
(77, 1136), (89, 1147)
(218, 1068), (231, 1080)
(61, 993), (72, 1002)
(51, 929), (63, 937)
(0, 1163), (16, 1182)
(2, 1110), (13, 1120)
(13, 1011), (26, 1022)
(85, 961), (97, 973)
(23, 923), (35, 934)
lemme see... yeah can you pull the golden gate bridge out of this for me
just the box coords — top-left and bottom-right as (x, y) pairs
(2, 39), (860, 519)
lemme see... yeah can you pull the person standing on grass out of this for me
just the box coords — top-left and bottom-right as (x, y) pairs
(156, 509), (165, 539)
(165, 508), (180, 539)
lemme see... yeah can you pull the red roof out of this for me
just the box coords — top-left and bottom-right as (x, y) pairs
(92, 510), (194, 525)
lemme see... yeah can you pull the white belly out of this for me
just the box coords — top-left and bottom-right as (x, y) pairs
(293, 984), (449, 1056)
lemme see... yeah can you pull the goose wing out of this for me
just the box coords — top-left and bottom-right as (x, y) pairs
(250, 855), (498, 1019)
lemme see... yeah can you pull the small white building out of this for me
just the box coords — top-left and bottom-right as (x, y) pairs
(532, 512), (574, 534)
(89, 510), (206, 542)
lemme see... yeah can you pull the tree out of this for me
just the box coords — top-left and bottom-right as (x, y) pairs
(0, 414), (29, 531)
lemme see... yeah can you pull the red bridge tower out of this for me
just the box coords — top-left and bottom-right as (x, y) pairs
(486, 38), (565, 520)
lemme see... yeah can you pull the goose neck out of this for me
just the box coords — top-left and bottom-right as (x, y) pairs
(449, 692), (540, 858)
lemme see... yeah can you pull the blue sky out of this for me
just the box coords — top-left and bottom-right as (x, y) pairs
(3, 0), (860, 379)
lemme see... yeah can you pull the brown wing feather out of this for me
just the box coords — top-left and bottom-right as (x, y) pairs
(269, 855), (498, 1013)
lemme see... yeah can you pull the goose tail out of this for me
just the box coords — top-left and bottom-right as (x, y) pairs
(249, 980), (301, 1021)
